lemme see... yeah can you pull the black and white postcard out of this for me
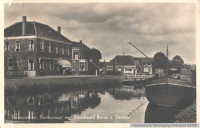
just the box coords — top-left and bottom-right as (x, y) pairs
(0, 0), (199, 128)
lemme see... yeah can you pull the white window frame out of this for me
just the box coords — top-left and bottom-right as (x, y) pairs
(47, 42), (51, 53)
(40, 60), (44, 70)
(74, 52), (79, 59)
(29, 40), (34, 51)
(79, 62), (85, 71)
(40, 42), (44, 52)
(5, 42), (9, 52)
(60, 45), (64, 55)
(28, 58), (34, 70)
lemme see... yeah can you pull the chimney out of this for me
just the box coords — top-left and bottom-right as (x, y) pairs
(57, 26), (61, 34)
(22, 16), (26, 35)
(80, 40), (82, 43)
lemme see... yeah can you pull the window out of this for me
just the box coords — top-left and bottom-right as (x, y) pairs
(8, 59), (13, 70)
(55, 108), (57, 115)
(107, 67), (112, 71)
(74, 52), (78, 59)
(85, 62), (88, 71)
(15, 41), (20, 52)
(27, 97), (34, 105)
(124, 68), (133, 74)
(148, 68), (151, 73)
(28, 59), (34, 70)
(60, 46), (64, 55)
(118, 67), (121, 72)
(40, 60), (44, 70)
(47, 60), (51, 71)
(8, 59), (13, 66)
(29, 40), (34, 51)
(5, 42), (9, 52)
(80, 62), (85, 71)
(55, 44), (58, 54)
(66, 46), (70, 55)
(14, 110), (20, 119)
(47, 42), (51, 53)
(40, 42), (44, 51)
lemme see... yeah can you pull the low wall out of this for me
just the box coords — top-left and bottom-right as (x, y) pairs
(5, 70), (36, 77)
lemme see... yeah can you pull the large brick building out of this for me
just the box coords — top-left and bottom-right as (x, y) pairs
(4, 16), (91, 77)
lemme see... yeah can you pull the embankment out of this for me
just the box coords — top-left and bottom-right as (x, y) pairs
(5, 76), (121, 96)
(173, 99), (196, 123)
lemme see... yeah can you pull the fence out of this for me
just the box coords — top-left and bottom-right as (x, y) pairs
(122, 74), (154, 79)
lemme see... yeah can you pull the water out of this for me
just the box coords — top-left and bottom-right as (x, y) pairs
(4, 86), (181, 123)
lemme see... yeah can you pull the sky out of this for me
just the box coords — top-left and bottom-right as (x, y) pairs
(4, 3), (196, 64)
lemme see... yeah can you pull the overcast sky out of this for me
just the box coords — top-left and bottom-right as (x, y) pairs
(4, 3), (196, 64)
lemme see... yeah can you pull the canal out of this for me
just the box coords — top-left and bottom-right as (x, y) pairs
(5, 86), (182, 123)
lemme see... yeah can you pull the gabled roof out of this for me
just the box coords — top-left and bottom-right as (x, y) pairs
(71, 41), (90, 50)
(139, 57), (153, 65)
(108, 55), (140, 66)
(4, 21), (71, 43)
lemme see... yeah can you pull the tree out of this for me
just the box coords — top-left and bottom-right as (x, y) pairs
(153, 52), (168, 69)
(171, 55), (184, 71)
(90, 48), (102, 68)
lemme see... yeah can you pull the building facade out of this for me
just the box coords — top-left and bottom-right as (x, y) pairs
(106, 55), (153, 75)
(106, 56), (140, 74)
(4, 16), (91, 77)
(70, 41), (90, 74)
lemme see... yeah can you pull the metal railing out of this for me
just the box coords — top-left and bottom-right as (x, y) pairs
(122, 74), (154, 79)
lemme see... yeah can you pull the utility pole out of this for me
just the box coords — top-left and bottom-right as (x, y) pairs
(167, 45), (169, 71)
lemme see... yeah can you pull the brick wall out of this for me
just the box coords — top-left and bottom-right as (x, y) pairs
(70, 60), (80, 74)
(4, 37), (72, 76)
(4, 38), (37, 71)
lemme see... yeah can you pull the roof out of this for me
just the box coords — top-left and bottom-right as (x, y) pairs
(71, 41), (90, 50)
(4, 21), (71, 43)
(139, 57), (153, 65)
(108, 55), (140, 66)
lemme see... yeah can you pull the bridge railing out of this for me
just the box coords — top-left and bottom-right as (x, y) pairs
(122, 74), (154, 79)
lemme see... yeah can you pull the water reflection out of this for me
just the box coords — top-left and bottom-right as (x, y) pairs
(5, 86), (183, 123)
(5, 89), (101, 123)
(107, 87), (146, 100)
(145, 103), (180, 123)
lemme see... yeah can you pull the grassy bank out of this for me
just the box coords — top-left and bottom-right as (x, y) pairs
(173, 100), (196, 123)
(5, 76), (121, 96)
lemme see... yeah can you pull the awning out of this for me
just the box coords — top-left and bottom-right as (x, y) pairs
(58, 59), (71, 68)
